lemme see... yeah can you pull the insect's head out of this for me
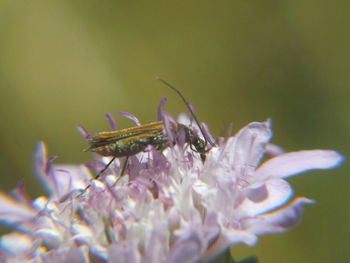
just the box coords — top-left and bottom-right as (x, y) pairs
(157, 77), (216, 162)
(191, 136), (207, 162)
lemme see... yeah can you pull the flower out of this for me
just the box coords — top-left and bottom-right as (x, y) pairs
(0, 100), (344, 263)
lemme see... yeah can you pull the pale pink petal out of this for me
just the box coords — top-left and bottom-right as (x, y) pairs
(33, 141), (52, 192)
(244, 197), (314, 235)
(242, 179), (293, 217)
(157, 96), (167, 121)
(167, 233), (203, 263)
(256, 150), (345, 181)
(105, 112), (118, 130)
(108, 242), (141, 263)
(265, 143), (285, 157)
(219, 229), (257, 247)
(117, 111), (141, 126)
(63, 245), (89, 263)
(0, 192), (36, 225)
(51, 165), (91, 197)
(231, 121), (272, 173)
(201, 122), (217, 146)
(76, 125), (91, 141)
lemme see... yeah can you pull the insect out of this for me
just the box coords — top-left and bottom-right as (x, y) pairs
(83, 79), (212, 190)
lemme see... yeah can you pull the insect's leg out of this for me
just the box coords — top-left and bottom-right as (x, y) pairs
(95, 156), (117, 180)
(189, 142), (206, 163)
(78, 157), (116, 196)
(119, 156), (129, 178)
(115, 156), (130, 184)
(199, 153), (206, 162)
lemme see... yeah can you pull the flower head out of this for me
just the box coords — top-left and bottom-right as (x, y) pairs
(0, 100), (344, 263)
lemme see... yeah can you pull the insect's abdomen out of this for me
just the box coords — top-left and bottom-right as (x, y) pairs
(87, 132), (169, 157)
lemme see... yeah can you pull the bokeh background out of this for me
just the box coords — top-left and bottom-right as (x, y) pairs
(0, 1), (349, 262)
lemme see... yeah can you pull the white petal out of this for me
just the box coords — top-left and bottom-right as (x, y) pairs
(256, 150), (344, 181)
(0, 232), (32, 255)
(34, 228), (62, 249)
(177, 113), (191, 126)
(72, 224), (94, 244)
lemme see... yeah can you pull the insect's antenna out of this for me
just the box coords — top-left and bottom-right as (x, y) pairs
(157, 77), (213, 147)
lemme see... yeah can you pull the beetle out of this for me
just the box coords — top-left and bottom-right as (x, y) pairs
(82, 79), (212, 190)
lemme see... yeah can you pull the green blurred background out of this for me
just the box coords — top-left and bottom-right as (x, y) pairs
(0, 1), (349, 262)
